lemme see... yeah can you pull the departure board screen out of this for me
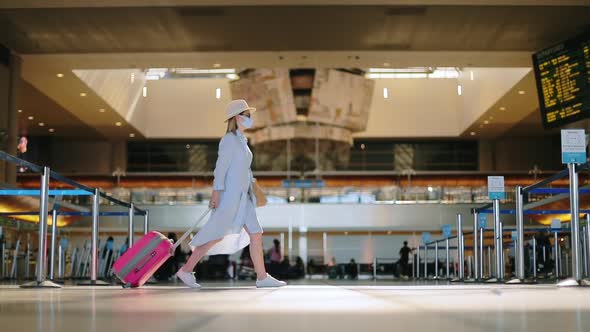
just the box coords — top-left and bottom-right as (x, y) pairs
(532, 31), (590, 129)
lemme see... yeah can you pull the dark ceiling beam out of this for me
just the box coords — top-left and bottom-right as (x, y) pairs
(0, 0), (588, 9)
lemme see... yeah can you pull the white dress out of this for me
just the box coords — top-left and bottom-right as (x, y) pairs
(189, 130), (263, 255)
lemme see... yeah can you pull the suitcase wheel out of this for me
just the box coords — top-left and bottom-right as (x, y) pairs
(122, 283), (132, 289)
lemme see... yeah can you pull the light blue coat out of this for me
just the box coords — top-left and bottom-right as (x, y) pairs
(189, 130), (261, 255)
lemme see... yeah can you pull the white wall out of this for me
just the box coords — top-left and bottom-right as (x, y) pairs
(74, 69), (146, 123)
(143, 78), (232, 138)
(355, 78), (462, 138)
(68, 203), (489, 233)
(458, 67), (531, 129)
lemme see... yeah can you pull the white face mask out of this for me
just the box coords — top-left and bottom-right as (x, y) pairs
(239, 115), (254, 129)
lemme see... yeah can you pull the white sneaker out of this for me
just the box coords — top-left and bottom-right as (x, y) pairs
(176, 270), (201, 289)
(256, 274), (287, 288)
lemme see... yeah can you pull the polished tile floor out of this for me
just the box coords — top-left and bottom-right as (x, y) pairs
(1, 280), (589, 332)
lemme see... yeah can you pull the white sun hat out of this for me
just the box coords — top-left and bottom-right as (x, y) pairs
(224, 99), (256, 122)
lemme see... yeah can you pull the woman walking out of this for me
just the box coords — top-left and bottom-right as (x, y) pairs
(176, 100), (286, 289)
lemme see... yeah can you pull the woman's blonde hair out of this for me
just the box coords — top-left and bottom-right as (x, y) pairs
(226, 116), (238, 134)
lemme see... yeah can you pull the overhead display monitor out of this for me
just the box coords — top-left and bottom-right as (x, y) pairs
(532, 30), (590, 129)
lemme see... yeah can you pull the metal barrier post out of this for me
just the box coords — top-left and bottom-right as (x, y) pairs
(554, 232), (559, 279)
(532, 237), (537, 279)
(473, 212), (479, 281)
(559, 240), (563, 278)
(424, 244), (428, 279)
(416, 245), (420, 279)
(480, 228), (484, 279)
(21, 166), (60, 288)
(79, 188), (109, 286)
(582, 225), (587, 277)
(0, 226), (4, 279)
(25, 240), (31, 279)
(143, 210), (149, 235)
(91, 189), (99, 282)
(445, 238), (450, 279)
(434, 241), (439, 279)
(499, 221), (505, 280)
(512, 186), (526, 282)
(128, 203), (135, 247)
(487, 246), (492, 278)
(372, 257), (377, 280)
(558, 163), (583, 286)
(11, 240), (20, 279)
(453, 214), (464, 281)
(57, 244), (63, 280)
(586, 214), (590, 279)
(49, 209), (58, 281)
(491, 199), (502, 282)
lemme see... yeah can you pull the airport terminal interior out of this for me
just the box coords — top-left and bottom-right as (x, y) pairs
(1, 1), (590, 331)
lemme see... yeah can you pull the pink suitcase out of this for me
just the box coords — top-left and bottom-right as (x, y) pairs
(113, 209), (211, 288)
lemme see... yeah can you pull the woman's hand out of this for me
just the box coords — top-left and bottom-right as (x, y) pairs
(210, 190), (220, 209)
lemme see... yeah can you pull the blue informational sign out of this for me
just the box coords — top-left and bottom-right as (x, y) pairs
(511, 231), (518, 241)
(442, 224), (452, 238)
(422, 232), (431, 244)
(489, 192), (506, 200)
(478, 213), (488, 229)
(487, 176), (506, 200)
(551, 219), (562, 231)
(282, 179), (325, 188)
(561, 130), (587, 164)
(59, 238), (68, 249)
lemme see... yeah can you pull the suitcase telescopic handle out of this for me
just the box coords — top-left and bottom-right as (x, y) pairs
(172, 208), (212, 251)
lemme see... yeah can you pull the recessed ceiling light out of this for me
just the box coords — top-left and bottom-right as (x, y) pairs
(56, 73), (64, 78)
(80, 92), (87, 97)
(500, 107), (506, 111)
(383, 62), (390, 67)
(115, 122), (122, 127)
(518, 90), (525, 95)
(383, 87), (389, 99)
(215, 88), (221, 99)
(213, 63), (221, 68)
(470, 70), (474, 81)
(99, 108), (105, 113)
(142, 86), (147, 97)
(38, 122), (45, 127)
(17, 109), (22, 113)
(484, 120), (489, 124)
(27, 116), (34, 120)
(129, 133), (135, 138)
(457, 84), (463, 96)
(470, 132), (476, 136)
(48, 128), (55, 133)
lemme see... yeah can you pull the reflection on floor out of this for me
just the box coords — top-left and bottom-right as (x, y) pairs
(0, 280), (589, 332)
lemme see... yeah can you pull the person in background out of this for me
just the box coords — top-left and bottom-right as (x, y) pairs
(347, 258), (358, 280)
(119, 237), (129, 255)
(398, 241), (412, 277)
(287, 256), (305, 279)
(327, 256), (343, 279)
(267, 238), (283, 276)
